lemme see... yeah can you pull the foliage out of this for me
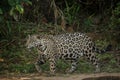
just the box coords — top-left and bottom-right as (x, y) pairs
(63, 1), (81, 25)
(108, 2), (120, 46)
(83, 15), (94, 32)
(0, 0), (32, 21)
(98, 53), (120, 72)
(0, 0), (32, 43)
(0, 8), (3, 14)
(0, 23), (120, 74)
(0, 0), (120, 74)
(110, 2), (120, 29)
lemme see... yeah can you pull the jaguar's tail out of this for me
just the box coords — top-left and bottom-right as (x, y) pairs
(93, 44), (112, 54)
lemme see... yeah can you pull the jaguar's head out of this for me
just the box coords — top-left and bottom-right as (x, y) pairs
(26, 34), (54, 52)
(26, 34), (49, 52)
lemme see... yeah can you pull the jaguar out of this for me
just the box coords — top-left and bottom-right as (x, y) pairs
(26, 32), (111, 74)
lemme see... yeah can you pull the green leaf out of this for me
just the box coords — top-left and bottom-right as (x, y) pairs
(16, 5), (24, 14)
(0, 8), (3, 14)
(8, 0), (17, 6)
(0, 16), (4, 22)
(10, 8), (15, 16)
(22, 0), (32, 5)
(28, 1), (32, 5)
(25, 0), (32, 5)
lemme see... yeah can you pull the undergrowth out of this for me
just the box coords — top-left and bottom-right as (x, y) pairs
(0, 0), (120, 74)
(0, 23), (120, 74)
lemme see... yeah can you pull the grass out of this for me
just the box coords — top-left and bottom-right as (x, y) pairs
(0, 23), (120, 74)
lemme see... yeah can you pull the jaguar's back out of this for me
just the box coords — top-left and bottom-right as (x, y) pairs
(53, 33), (94, 58)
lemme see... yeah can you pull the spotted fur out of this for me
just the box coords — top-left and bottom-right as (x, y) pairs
(26, 32), (110, 74)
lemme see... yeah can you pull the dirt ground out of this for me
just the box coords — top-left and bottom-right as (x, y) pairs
(0, 72), (120, 80)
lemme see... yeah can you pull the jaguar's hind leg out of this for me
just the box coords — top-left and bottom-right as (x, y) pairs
(85, 53), (100, 72)
(68, 60), (78, 73)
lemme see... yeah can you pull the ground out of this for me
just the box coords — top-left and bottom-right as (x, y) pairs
(0, 73), (120, 80)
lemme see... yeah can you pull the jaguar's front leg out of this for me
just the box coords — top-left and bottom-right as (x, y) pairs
(35, 54), (46, 73)
(49, 58), (56, 75)
(34, 61), (42, 73)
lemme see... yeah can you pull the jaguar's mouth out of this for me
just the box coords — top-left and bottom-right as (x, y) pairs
(41, 46), (47, 52)
(37, 45), (47, 52)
